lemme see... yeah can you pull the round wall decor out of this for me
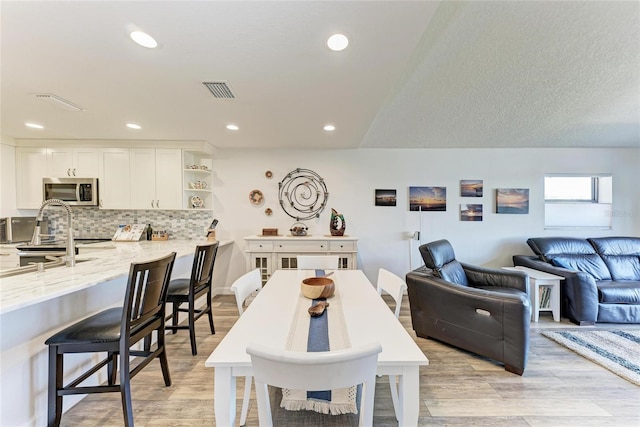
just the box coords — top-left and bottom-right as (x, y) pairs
(278, 168), (328, 220)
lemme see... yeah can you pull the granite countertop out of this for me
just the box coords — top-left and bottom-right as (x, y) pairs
(0, 239), (231, 315)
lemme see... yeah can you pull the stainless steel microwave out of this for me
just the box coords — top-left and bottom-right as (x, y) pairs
(43, 178), (99, 206)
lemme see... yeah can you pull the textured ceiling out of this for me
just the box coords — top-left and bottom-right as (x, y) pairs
(1, 1), (639, 149)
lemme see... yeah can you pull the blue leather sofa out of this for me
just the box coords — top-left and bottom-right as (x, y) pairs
(513, 236), (640, 325)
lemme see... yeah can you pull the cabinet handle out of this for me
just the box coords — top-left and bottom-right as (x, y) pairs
(72, 168), (76, 176)
(151, 200), (155, 208)
(67, 168), (71, 176)
(156, 199), (160, 208)
(99, 199), (103, 208)
(320, 245), (324, 248)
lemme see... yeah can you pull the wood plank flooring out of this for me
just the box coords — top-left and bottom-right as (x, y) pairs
(60, 294), (640, 426)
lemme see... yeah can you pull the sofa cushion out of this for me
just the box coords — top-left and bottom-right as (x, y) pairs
(597, 281), (640, 304)
(549, 254), (612, 280)
(527, 237), (596, 263)
(588, 237), (640, 280)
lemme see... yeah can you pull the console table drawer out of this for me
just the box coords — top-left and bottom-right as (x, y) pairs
(329, 241), (355, 252)
(247, 240), (274, 251)
(273, 240), (328, 252)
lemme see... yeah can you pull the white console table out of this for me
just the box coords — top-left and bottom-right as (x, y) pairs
(244, 235), (358, 285)
(503, 266), (564, 322)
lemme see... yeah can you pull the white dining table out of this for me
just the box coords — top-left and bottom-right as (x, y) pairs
(205, 269), (428, 426)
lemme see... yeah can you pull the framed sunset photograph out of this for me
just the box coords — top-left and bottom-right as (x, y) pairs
(409, 186), (447, 211)
(375, 189), (397, 206)
(460, 204), (483, 221)
(460, 179), (483, 197)
(496, 188), (529, 214)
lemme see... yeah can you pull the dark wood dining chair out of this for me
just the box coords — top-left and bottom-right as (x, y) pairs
(45, 252), (177, 427)
(165, 241), (219, 355)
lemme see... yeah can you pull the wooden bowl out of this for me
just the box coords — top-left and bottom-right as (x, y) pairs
(301, 277), (335, 299)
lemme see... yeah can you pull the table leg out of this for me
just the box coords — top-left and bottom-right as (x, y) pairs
(214, 367), (236, 427)
(398, 366), (420, 426)
(551, 281), (560, 322)
(531, 281), (540, 322)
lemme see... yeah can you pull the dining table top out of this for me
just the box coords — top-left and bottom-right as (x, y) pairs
(205, 269), (428, 371)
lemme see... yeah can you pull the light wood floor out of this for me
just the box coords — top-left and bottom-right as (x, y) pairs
(60, 294), (640, 426)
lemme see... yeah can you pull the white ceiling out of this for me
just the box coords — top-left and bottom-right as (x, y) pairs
(2, 1), (639, 150)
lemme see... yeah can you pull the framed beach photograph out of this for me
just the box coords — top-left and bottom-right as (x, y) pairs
(460, 204), (483, 221)
(375, 189), (397, 206)
(496, 188), (529, 214)
(460, 180), (483, 197)
(409, 186), (447, 211)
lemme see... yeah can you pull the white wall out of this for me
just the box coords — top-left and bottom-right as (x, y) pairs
(212, 147), (640, 286)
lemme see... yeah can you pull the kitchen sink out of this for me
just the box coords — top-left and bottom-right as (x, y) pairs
(0, 257), (96, 278)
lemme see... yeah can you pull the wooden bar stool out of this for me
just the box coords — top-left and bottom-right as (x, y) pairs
(45, 252), (176, 427)
(166, 241), (219, 355)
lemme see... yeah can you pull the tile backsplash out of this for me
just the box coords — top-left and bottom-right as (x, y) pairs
(45, 208), (213, 240)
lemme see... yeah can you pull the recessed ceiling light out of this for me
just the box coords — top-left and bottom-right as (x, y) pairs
(226, 124), (239, 131)
(327, 33), (349, 51)
(130, 31), (158, 48)
(323, 124), (336, 132)
(25, 122), (44, 129)
(126, 123), (142, 130)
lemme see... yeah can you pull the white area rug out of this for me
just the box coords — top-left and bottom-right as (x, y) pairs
(542, 329), (640, 386)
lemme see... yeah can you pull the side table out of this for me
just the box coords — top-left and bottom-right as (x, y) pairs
(503, 266), (564, 322)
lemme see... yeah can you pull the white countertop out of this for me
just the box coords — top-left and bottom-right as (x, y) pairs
(0, 239), (232, 315)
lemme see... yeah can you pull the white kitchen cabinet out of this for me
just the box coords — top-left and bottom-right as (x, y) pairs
(47, 147), (101, 178)
(244, 235), (358, 285)
(15, 147), (48, 209)
(100, 148), (130, 209)
(130, 148), (182, 210)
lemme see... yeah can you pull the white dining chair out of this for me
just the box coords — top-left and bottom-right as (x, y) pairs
(376, 268), (407, 421)
(246, 342), (382, 427)
(230, 268), (262, 426)
(296, 255), (339, 270)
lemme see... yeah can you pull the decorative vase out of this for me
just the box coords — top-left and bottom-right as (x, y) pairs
(329, 208), (346, 236)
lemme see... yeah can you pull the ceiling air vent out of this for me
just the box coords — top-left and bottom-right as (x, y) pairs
(202, 81), (236, 99)
(33, 93), (85, 111)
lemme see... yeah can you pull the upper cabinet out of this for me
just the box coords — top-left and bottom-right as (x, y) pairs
(183, 150), (212, 210)
(47, 147), (101, 178)
(130, 148), (182, 210)
(15, 143), (211, 211)
(16, 147), (48, 209)
(100, 148), (130, 209)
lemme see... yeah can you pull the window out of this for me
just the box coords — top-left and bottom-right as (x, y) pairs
(544, 174), (612, 229)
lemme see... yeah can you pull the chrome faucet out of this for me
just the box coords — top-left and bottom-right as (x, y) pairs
(30, 199), (76, 267)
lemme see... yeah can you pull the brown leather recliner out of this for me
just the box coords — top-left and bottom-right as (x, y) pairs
(406, 239), (531, 375)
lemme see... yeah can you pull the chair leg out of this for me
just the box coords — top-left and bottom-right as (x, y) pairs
(239, 376), (252, 426)
(254, 380), (273, 427)
(389, 375), (399, 421)
(107, 351), (118, 385)
(189, 300), (197, 356)
(47, 345), (62, 427)
(171, 302), (179, 334)
(359, 379), (375, 427)
(207, 290), (215, 334)
(157, 329), (172, 386)
(119, 350), (134, 427)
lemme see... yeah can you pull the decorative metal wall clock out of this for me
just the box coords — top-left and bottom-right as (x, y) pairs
(278, 168), (328, 220)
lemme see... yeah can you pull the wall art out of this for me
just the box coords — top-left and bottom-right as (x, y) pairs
(460, 180), (483, 197)
(375, 189), (396, 206)
(409, 186), (446, 211)
(278, 168), (328, 220)
(496, 188), (529, 214)
(460, 204), (483, 221)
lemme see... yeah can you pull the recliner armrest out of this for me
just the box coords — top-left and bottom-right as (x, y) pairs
(462, 263), (529, 293)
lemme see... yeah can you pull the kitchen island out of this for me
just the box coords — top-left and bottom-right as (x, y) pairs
(0, 238), (230, 427)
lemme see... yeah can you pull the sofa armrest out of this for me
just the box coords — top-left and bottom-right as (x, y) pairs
(461, 262), (529, 293)
(512, 255), (598, 325)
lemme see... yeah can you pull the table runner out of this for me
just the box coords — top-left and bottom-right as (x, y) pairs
(281, 270), (357, 415)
